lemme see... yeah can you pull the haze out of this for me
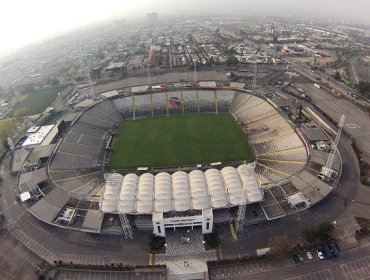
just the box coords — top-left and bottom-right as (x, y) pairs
(1, 0), (369, 56)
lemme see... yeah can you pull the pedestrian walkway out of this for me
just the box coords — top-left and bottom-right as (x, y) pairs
(155, 228), (217, 279)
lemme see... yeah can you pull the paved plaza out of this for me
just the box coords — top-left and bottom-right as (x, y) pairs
(155, 228), (217, 279)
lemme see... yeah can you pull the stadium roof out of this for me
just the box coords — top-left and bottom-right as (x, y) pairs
(29, 188), (71, 223)
(100, 163), (263, 214)
(22, 125), (54, 147)
(81, 210), (104, 232)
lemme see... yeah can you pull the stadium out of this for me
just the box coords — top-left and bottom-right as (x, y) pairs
(15, 81), (341, 239)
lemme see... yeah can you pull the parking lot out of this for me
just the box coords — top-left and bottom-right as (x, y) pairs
(10, 228), (57, 263)
(21, 211), (60, 236)
(340, 255), (370, 280)
(55, 268), (166, 280)
(0, 235), (42, 280)
(208, 257), (296, 279)
(59, 254), (113, 265)
(334, 217), (361, 233)
(82, 232), (124, 244)
(244, 219), (287, 237)
(358, 236), (370, 248)
(284, 269), (334, 280)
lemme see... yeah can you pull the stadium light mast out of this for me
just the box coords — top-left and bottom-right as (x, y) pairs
(235, 164), (252, 232)
(324, 114), (345, 172)
(105, 174), (133, 239)
(193, 60), (197, 83)
(252, 62), (257, 92)
(85, 54), (94, 96)
(147, 64), (152, 87)
(119, 213), (133, 239)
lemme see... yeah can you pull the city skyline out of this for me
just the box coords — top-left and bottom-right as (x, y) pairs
(1, 0), (370, 56)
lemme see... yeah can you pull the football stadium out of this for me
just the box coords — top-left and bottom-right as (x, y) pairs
(14, 81), (341, 239)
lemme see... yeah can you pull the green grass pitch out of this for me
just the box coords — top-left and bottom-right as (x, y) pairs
(108, 114), (254, 169)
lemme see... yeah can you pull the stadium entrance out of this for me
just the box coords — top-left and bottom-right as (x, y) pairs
(152, 208), (213, 237)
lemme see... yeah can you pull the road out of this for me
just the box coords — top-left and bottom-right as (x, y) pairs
(0, 151), (26, 228)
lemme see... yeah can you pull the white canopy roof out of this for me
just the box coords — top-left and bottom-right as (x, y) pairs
(189, 170), (210, 210)
(100, 163), (263, 214)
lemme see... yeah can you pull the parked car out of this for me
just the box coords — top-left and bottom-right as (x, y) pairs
(292, 254), (303, 264)
(329, 244), (340, 257)
(317, 249), (324, 260)
(322, 245), (333, 259)
(307, 251), (313, 260)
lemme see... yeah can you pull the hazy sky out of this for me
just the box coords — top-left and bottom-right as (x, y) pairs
(1, 0), (369, 56)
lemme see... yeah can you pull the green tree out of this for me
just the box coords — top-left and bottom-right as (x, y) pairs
(302, 227), (319, 243)
(334, 71), (342, 81)
(318, 222), (334, 241)
(226, 55), (239, 65)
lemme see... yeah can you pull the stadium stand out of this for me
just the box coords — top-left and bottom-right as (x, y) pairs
(135, 94), (153, 118)
(182, 91), (199, 113)
(233, 93), (307, 184)
(112, 96), (133, 119)
(217, 90), (235, 113)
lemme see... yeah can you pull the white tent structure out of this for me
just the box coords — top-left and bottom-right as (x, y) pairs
(100, 163), (263, 214)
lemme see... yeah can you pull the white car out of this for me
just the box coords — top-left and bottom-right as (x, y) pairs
(317, 250), (324, 260)
(307, 251), (313, 260)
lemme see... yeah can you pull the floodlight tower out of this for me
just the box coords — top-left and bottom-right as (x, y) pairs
(252, 62), (257, 92)
(104, 173), (133, 239)
(193, 60), (197, 83)
(85, 54), (94, 96)
(235, 194), (247, 232)
(325, 114), (345, 171)
(235, 164), (250, 232)
(147, 64), (151, 87)
(119, 213), (133, 239)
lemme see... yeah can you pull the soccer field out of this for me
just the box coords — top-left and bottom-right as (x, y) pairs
(108, 114), (254, 169)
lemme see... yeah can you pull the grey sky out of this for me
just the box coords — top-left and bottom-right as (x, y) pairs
(0, 0), (369, 55)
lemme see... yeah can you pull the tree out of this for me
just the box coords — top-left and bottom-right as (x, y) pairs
(268, 235), (292, 257)
(318, 222), (334, 241)
(302, 222), (334, 244)
(226, 55), (239, 65)
(356, 81), (370, 99)
(334, 71), (342, 81)
(205, 57), (215, 66)
(302, 227), (319, 243)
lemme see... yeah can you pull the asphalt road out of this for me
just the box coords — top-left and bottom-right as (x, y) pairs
(293, 80), (370, 160)
(0, 151), (26, 227)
